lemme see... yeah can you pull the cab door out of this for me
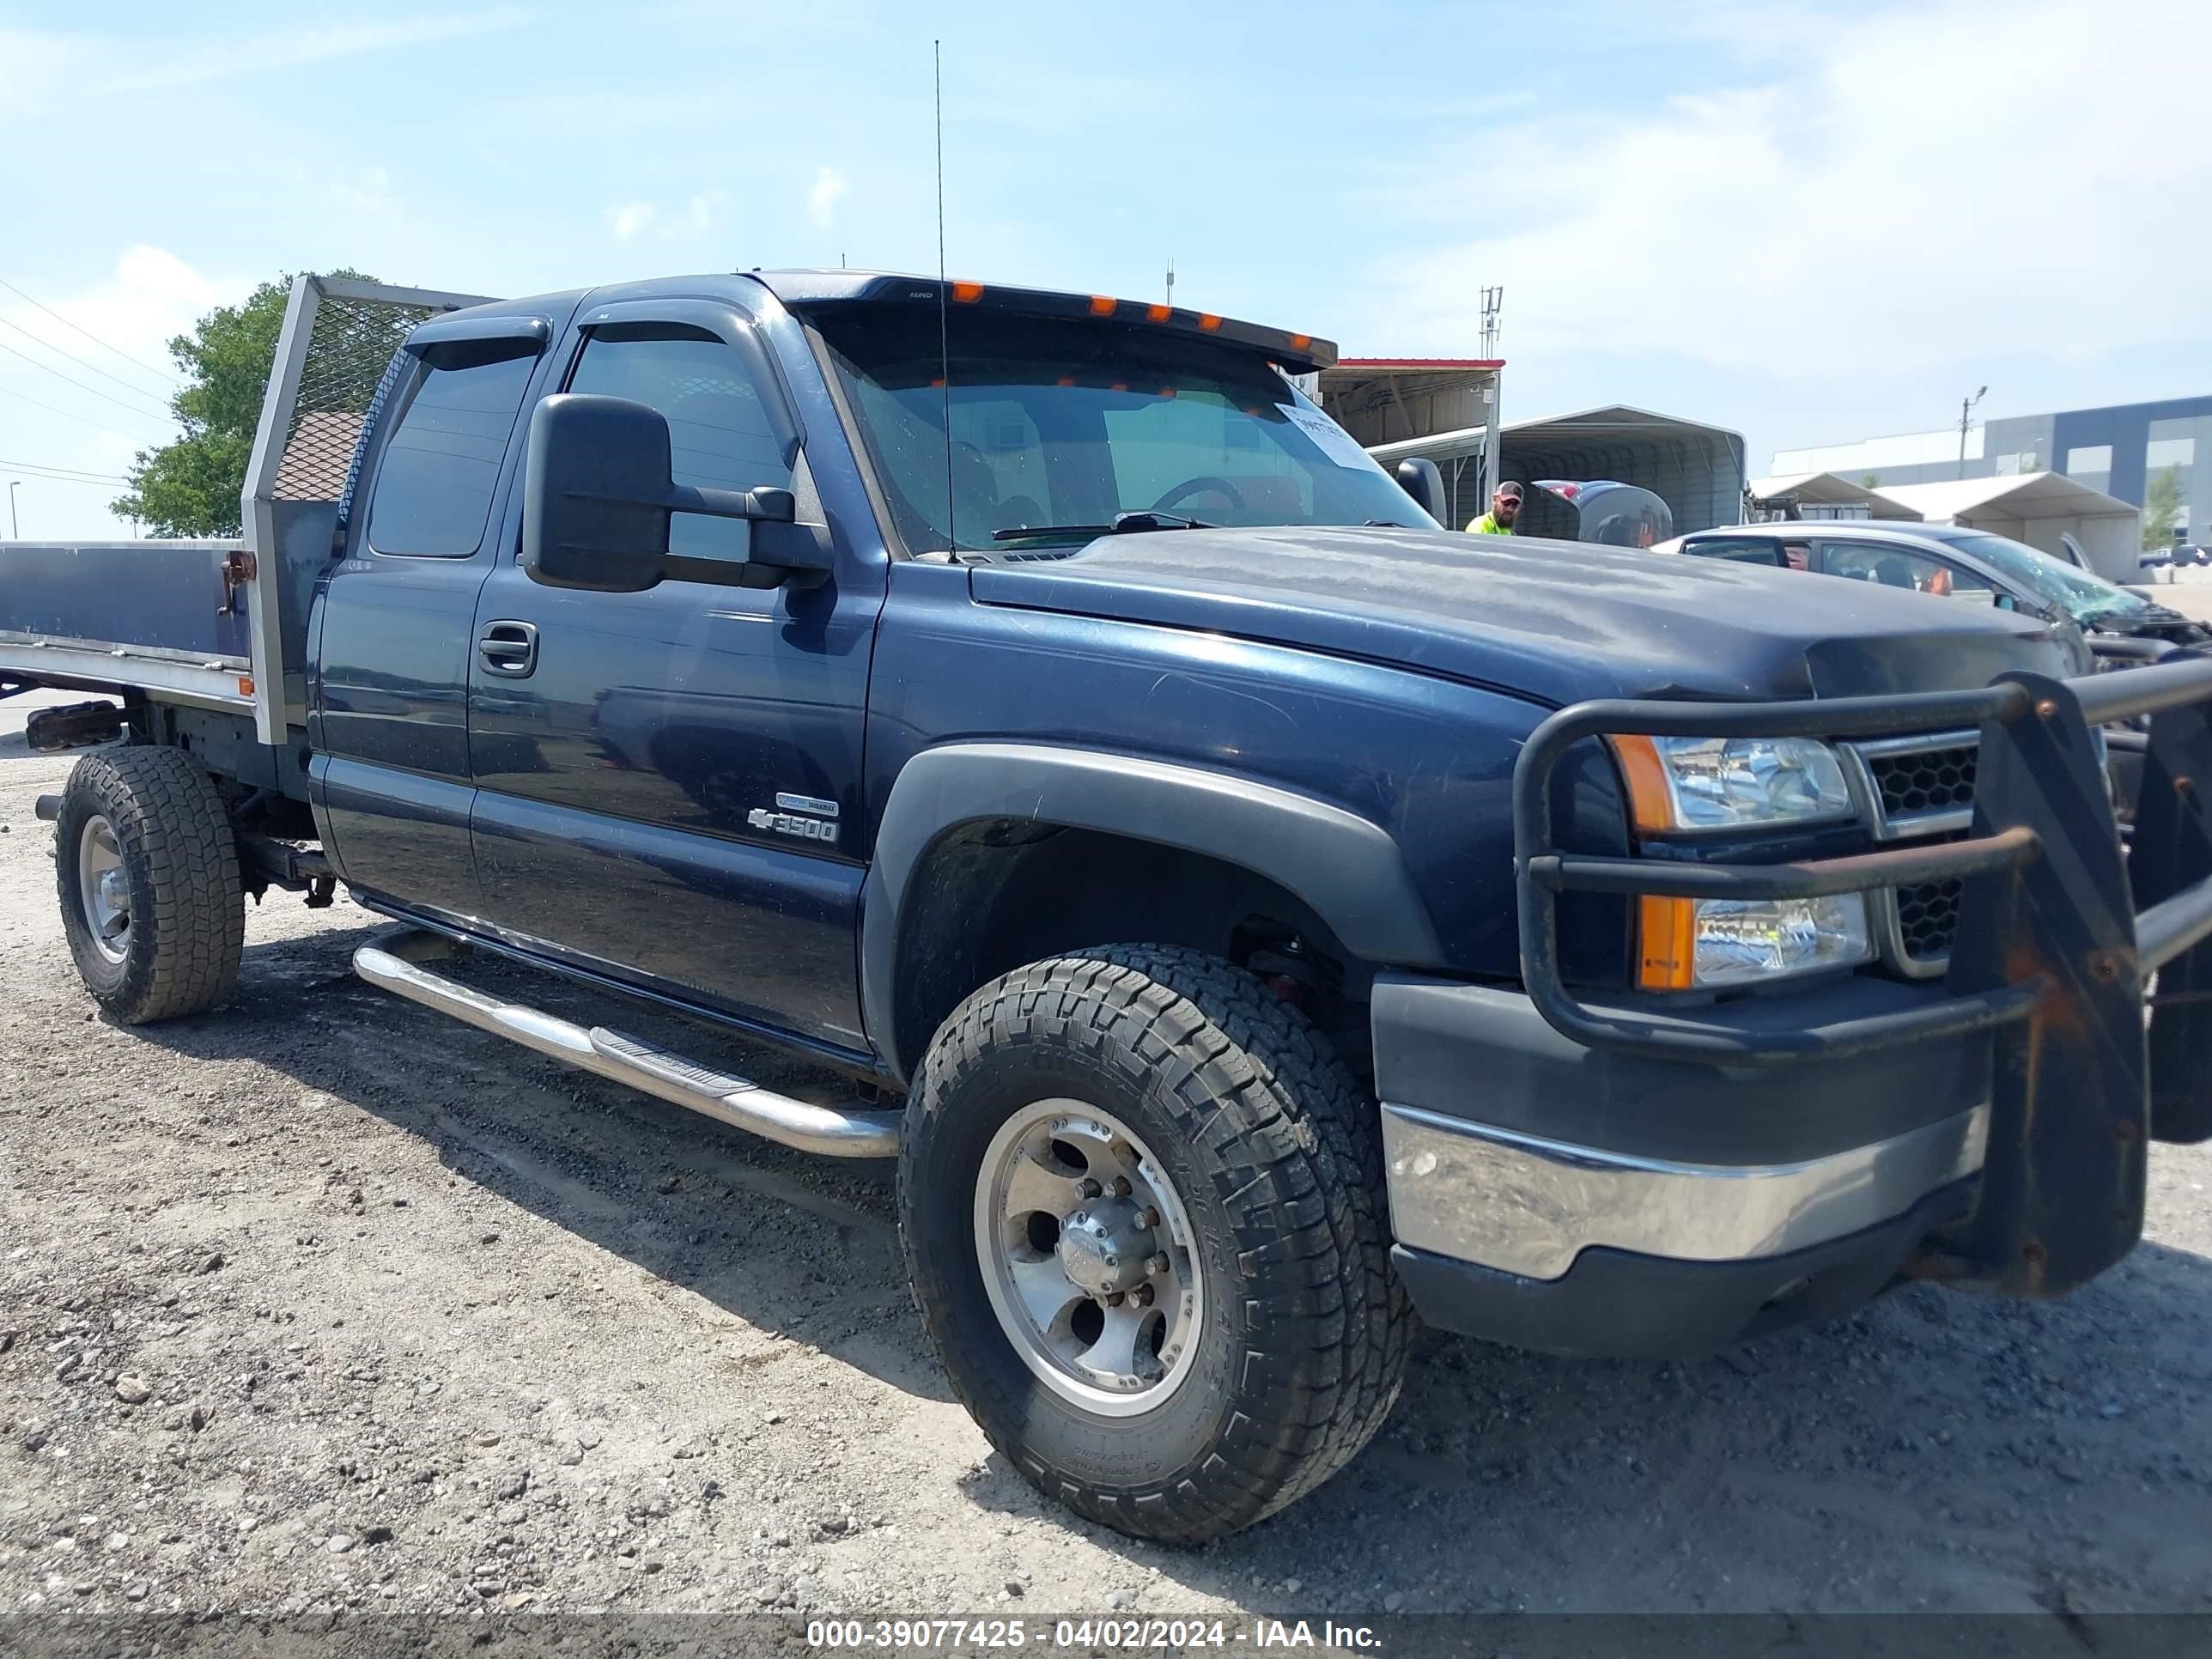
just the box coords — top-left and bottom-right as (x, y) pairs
(465, 298), (884, 1050)
(310, 310), (556, 923)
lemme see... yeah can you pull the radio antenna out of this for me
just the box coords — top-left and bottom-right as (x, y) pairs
(935, 38), (955, 553)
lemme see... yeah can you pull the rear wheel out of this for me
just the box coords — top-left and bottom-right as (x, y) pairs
(54, 746), (244, 1024)
(898, 945), (1408, 1544)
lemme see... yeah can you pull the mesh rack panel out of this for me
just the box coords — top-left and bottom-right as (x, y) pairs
(270, 291), (444, 503)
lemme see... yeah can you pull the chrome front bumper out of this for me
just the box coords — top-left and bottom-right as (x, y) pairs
(1381, 1101), (1990, 1283)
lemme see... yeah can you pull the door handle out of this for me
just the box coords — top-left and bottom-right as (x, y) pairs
(478, 621), (538, 677)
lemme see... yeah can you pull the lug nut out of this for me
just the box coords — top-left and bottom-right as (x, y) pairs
(1146, 1253), (1171, 1277)
(1101, 1291), (1126, 1307)
(1132, 1283), (1155, 1308)
(1111, 1176), (1133, 1197)
(1079, 1178), (1103, 1200)
(1136, 1206), (1159, 1229)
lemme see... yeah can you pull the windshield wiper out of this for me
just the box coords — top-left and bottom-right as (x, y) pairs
(992, 510), (1213, 543)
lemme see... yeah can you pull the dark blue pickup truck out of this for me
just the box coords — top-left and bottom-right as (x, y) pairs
(6, 271), (2211, 1545)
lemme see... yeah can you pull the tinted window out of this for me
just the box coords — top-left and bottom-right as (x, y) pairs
(367, 341), (539, 556)
(1683, 537), (1788, 567)
(566, 325), (791, 563)
(812, 307), (1422, 553)
(1822, 544), (1994, 599)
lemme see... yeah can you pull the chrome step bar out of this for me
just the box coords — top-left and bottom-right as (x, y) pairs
(352, 928), (901, 1158)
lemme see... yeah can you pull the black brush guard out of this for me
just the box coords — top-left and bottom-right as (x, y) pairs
(1513, 653), (2212, 1297)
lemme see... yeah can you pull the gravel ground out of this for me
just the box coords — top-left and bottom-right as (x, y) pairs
(3, 688), (2211, 1623)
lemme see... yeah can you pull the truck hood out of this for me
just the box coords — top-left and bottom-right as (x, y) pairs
(968, 525), (2084, 705)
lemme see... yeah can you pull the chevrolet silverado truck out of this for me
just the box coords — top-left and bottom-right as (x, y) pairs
(4, 272), (2210, 1546)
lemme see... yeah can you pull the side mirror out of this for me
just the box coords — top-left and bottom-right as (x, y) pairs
(1394, 458), (1446, 523)
(522, 393), (830, 592)
(1995, 592), (2017, 611)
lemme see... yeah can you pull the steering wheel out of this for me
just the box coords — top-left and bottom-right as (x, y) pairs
(1151, 475), (1251, 515)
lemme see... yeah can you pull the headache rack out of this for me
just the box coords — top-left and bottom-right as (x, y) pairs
(237, 274), (491, 743)
(1512, 651), (2212, 1297)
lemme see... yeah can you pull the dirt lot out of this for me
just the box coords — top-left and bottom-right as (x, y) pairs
(3, 689), (2212, 1623)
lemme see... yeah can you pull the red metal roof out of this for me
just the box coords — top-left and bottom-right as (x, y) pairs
(1332, 357), (1506, 370)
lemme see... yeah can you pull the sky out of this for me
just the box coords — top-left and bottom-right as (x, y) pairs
(2, 0), (2209, 538)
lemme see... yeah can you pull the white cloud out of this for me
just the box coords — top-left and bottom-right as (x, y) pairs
(0, 248), (247, 534)
(608, 202), (658, 242)
(684, 191), (727, 232)
(806, 167), (850, 230)
(1382, 0), (2212, 374)
(0, 13), (531, 116)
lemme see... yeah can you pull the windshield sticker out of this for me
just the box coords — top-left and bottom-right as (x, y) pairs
(1278, 403), (1376, 473)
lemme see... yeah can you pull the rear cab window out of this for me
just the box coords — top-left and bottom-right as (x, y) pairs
(365, 339), (541, 557)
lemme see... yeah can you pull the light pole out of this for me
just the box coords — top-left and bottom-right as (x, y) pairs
(1958, 386), (1986, 479)
(7, 480), (17, 538)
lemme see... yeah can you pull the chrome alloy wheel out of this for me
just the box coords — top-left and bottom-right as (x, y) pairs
(76, 813), (130, 964)
(973, 1100), (1204, 1417)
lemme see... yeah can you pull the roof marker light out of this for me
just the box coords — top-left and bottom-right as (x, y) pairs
(1088, 295), (1117, 316)
(1198, 313), (1222, 331)
(1146, 303), (1171, 323)
(951, 281), (984, 303)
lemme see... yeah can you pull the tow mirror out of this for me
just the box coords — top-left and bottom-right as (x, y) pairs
(1394, 458), (1446, 523)
(522, 393), (830, 592)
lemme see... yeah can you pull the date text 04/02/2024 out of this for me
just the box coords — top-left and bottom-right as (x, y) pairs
(802, 1621), (1382, 1650)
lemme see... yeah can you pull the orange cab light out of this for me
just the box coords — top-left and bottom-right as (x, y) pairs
(1159, 386), (1178, 398)
(1638, 896), (1697, 991)
(929, 375), (946, 388)
(1055, 375), (1074, 386)
(238, 675), (255, 697)
(1607, 733), (1677, 836)
(1289, 333), (1312, 349)
(1088, 295), (1117, 316)
(951, 281), (984, 303)
(1198, 313), (1222, 331)
(1109, 380), (1128, 392)
(1146, 303), (1172, 322)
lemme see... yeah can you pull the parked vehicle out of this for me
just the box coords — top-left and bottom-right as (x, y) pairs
(1662, 521), (2209, 650)
(1516, 477), (1672, 547)
(6, 271), (2212, 1545)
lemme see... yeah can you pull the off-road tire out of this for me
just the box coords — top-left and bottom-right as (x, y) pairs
(54, 745), (244, 1024)
(898, 945), (1410, 1544)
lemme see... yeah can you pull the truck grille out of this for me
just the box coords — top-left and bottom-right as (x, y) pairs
(1844, 732), (1983, 976)
(1866, 742), (1978, 823)
(1894, 876), (1964, 964)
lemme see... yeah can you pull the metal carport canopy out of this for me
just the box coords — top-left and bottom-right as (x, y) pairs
(1749, 472), (1924, 521)
(1869, 472), (2144, 580)
(1365, 404), (1747, 536)
(1501, 405), (1747, 537)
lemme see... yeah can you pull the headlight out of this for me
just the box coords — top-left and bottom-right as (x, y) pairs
(1612, 735), (1855, 832)
(1638, 894), (1874, 990)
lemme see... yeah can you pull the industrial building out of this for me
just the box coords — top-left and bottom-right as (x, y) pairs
(1773, 393), (2209, 545)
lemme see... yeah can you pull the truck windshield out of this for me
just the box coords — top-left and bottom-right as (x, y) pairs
(810, 308), (1429, 553)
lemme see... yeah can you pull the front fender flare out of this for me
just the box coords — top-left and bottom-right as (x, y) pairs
(860, 742), (1444, 1084)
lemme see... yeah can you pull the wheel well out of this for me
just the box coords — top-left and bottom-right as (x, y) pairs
(890, 822), (1370, 1083)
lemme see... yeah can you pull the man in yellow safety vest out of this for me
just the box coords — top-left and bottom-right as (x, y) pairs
(1466, 479), (1522, 535)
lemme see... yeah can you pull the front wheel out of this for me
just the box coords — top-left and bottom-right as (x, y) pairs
(898, 945), (1408, 1543)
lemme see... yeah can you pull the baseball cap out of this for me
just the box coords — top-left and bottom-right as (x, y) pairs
(1495, 481), (1523, 501)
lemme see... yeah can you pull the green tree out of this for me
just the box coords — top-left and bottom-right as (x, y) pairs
(2142, 463), (2186, 551)
(112, 269), (377, 536)
(1861, 472), (1882, 489)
